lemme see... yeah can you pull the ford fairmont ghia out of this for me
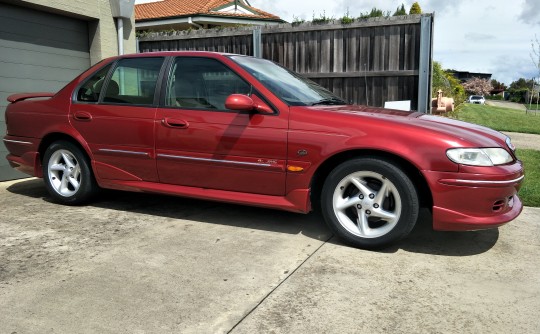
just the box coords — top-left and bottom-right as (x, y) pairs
(3, 52), (524, 249)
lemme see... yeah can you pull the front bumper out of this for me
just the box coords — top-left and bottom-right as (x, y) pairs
(423, 161), (524, 231)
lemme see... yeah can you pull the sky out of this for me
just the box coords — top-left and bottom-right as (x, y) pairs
(247, 0), (540, 85)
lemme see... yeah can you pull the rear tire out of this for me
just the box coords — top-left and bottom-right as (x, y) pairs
(321, 158), (419, 249)
(42, 141), (98, 205)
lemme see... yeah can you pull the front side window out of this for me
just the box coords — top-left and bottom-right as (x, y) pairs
(76, 63), (112, 102)
(229, 55), (346, 106)
(103, 57), (164, 106)
(166, 57), (251, 110)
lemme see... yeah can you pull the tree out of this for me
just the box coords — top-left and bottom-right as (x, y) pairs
(531, 35), (540, 81)
(409, 2), (422, 14)
(462, 77), (493, 96)
(491, 79), (507, 91)
(445, 72), (465, 102)
(509, 78), (534, 91)
(432, 61), (466, 105)
(432, 61), (450, 96)
(508, 78), (534, 103)
(393, 4), (407, 16)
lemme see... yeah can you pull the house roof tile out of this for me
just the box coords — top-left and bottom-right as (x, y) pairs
(135, 0), (281, 21)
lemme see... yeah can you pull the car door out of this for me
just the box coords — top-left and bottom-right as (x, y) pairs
(71, 57), (165, 182)
(155, 56), (288, 196)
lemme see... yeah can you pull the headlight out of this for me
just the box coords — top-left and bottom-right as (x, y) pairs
(446, 148), (513, 166)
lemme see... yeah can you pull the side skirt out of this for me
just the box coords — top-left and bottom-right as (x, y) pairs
(97, 179), (312, 214)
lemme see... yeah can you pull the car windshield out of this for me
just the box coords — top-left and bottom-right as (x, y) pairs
(229, 55), (347, 106)
(471, 96), (483, 100)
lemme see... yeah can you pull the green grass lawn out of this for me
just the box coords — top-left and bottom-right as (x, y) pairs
(451, 104), (540, 135)
(516, 149), (540, 207)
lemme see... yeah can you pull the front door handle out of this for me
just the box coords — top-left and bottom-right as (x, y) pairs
(73, 111), (92, 121)
(162, 118), (189, 129)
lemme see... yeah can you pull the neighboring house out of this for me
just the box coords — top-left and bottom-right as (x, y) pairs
(0, 0), (136, 181)
(135, 0), (284, 32)
(447, 70), (492, 83)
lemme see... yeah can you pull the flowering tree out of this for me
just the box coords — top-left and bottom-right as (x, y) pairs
(462, 77), (493, 96)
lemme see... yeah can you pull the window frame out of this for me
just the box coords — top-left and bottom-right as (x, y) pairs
(159, 56), (278, 115)
(72, 60), (115, 105)
(74, 57), (167, 108)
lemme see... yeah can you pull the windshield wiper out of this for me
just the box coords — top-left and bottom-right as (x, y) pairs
(310, 98), (347, 106)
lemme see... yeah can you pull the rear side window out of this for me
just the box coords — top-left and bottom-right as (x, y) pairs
(103, 57), (164, 106)
(76, 64), (112, 102)
(166, 57), (251, 110)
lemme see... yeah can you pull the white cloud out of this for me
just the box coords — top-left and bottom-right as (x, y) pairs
(519, 0), (540, 26)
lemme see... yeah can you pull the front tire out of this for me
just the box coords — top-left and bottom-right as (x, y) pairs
(42, 141), (98, 205)
(321, 158), (419, 249)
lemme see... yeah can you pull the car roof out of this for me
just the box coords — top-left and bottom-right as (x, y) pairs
(107, 51), (239, 60)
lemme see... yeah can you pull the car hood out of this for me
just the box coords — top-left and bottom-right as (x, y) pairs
(294, 105), (510, 149)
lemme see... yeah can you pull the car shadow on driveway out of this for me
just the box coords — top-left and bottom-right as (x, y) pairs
(7, 179), (499, 256)
(6, 178), (330, 243)
(390, 208), (499, 256)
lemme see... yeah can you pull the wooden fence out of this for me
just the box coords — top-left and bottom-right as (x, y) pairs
(138, 14), (433, 111)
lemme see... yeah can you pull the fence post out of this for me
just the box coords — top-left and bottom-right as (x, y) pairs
(417, 15), (433, 113)
(252, 26), (262, 58)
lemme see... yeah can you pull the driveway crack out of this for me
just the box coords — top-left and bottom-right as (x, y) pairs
(227, 234), (334, 333)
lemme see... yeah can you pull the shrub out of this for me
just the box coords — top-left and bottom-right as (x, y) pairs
(359, 8), (389, 19)
(292, 15), (305, 26)
(409, 2), (422, 14)
(340, 9), (354, 24)
(509, 88), (528, 103)
(312, 11), (333, 24)
(432, 61), (466, 108)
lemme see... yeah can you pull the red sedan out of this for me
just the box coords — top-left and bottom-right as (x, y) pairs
(3, 52), (524, 249)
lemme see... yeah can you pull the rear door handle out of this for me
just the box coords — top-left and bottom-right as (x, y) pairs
(162, 118), (189, 129)
(73, 111), (92, 121)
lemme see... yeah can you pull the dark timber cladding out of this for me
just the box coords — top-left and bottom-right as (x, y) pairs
(138, 14), (433, 110)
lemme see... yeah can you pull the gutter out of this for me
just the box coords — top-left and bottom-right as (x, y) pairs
(188, 17), (203, 29)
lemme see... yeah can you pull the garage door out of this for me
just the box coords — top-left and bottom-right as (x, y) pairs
(0, 3), (91, 181)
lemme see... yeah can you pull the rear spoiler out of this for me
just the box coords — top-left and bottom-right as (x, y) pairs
(7, 92), (55, 103)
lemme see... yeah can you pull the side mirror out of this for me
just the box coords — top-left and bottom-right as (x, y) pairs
(225, 94), (274, 114)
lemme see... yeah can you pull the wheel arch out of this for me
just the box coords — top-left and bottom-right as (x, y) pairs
(310, 149), (433, 212)
(37, 132), (93, 177)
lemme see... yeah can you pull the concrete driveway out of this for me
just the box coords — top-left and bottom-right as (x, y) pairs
(1, 178), (539, 333)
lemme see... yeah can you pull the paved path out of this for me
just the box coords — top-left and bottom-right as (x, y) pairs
(1, 178), (539, 333)
(486, 100), (526, 110)
(503, 132), (540, 151)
